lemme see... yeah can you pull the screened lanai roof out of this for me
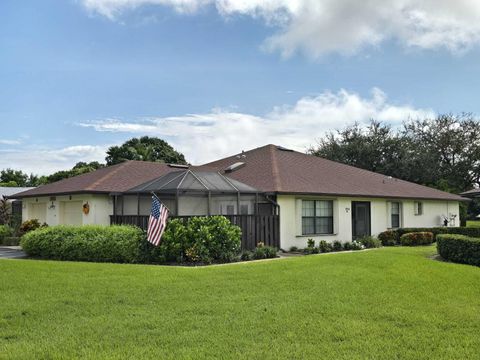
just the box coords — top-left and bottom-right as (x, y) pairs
(127, 170), (258, 194)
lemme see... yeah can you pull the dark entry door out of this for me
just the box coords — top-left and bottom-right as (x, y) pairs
(352, 201), (371, 239)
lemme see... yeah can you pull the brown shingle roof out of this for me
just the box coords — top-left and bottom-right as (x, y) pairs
(14, 161), (178, 198)
(198, 144), (465, 201)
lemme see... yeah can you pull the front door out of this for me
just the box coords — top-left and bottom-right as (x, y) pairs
(352, 201), (371, 239)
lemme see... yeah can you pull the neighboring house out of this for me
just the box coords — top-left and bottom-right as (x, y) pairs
(0, 187), (35, 220)
(14, 145), (464, 249)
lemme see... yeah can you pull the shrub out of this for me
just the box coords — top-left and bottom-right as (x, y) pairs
(21, 225), (142, 263)
(332, 240), (343, 252)
(318, 240), (333, 253)
(289, 246), (299, 252)
(0, 225), (13, 244)
(399, 232), (434, 246)
(307, 239), (315, 248)
(351, 240), (365, 250)
(437, 234), (480, 267)
(343, 242), (353, 250)
(359, 236), (381, 249)
(303, 246), (319, 255)
(19, 219), (46, 236)
(252, 245), (278, 260)
(240, 251), (253, 261)
(139, 216), (241, 264)
(378, 230), (397, 246)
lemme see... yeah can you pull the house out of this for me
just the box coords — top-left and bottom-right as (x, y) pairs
(14, 144), (464, 250)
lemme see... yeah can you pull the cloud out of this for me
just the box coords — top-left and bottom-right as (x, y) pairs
(81, 0), (480, 57)
(0, 145), (108, 175)
(78, 88), (435, 164)
(0, 139), (21, 145)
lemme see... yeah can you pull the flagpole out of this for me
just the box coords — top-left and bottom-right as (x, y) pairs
(150, 192), (172, 214)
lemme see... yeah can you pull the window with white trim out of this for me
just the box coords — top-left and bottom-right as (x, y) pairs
(302, 200), (333, 235)
(391, 202), (401, 228)
(414, 201), (423, 216)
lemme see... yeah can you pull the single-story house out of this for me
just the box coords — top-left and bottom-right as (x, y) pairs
(14, 144), (464, 249)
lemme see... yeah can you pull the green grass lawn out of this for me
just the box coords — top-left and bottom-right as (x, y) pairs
(1, 246), (479, 359)
(466, 220), (480, 227)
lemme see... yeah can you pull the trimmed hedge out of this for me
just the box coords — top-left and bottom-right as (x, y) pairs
(400, 232), (434, 246)
(437, 234), (480, 267)
(21, 225), (143, 263)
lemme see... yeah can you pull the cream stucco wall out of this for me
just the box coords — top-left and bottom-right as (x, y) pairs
(22, 194), (112, 226)
(277, 195), (460, 250)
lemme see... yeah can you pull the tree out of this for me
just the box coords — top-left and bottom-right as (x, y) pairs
(45, 162), (104, 183)
(309, 115), (480, 218)
(0, 169), (28, 187)
(105, 137), (187, 166)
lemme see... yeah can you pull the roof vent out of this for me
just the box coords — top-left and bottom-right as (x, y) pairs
(236, 150), (247, 159)
(276, 146), (294, 152)
(168, 164), (189, 169)
(225, 162), (245, 173)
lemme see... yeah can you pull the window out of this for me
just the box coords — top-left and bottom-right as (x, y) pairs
(391, 202), (401, 228)
(302, 200), (333, 235)
(414, 201), (423, 216)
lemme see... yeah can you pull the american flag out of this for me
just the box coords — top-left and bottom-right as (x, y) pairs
(147, 195), (169, 246)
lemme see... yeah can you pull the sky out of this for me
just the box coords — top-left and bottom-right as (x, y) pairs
(2, 0), (480, 174)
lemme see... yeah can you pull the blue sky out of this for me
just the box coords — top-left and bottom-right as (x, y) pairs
(2, 0), (480, 174)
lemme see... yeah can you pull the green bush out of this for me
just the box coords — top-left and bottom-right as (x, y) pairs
(399, 232), (434, 246)
(0, 225), (13, 244)
(318, 240), (333, 253)
(252, 245), (278, 259)
(21, 225), (142, 263)
(139, 216), (241, 264)
(240, 251), (253, 261)
(437, 234), (480, 267)
(359, 236), (381, 249)
(332, 241), (343, 252)
(378, 230), (397, 246)
(289, 246), (299, 252)
(303, 246), (319, 254)
(307, 239), (315, 248)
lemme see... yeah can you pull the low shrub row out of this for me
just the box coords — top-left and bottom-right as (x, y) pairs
(297, 236), (381, 255)
(0, 225), (13, 244)
(240, 243), (278, 261)
(399, 232), (434, 246)
(378, 227), (479, 246)
(437, 234), (480, 267)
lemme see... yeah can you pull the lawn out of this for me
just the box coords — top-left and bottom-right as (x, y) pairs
(1, 246), (479, 359)
(466, 220), (480, 227)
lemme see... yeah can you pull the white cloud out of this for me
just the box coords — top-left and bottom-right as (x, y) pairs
(81, 0), (480, 57)
(0, 145), (108, 175)
(78, 88), (435, 164)
(0, 139), (21, 145)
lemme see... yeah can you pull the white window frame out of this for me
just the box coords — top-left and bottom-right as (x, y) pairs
(388, 201), (402, 229)
(414, 201), (423, 216)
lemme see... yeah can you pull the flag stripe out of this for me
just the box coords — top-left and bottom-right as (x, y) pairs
(147, 195), (169, 246)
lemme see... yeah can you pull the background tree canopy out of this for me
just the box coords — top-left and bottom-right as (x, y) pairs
(309, 114), (480, 218)
(105, 136), (187, 166)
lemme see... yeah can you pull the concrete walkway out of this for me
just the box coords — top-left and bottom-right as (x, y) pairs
(0, 246), (27, 259)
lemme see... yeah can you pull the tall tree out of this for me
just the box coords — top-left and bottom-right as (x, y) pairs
(105, 136), (187, 165)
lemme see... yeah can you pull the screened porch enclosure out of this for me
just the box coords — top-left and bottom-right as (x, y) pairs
(110, 169), (280, 249)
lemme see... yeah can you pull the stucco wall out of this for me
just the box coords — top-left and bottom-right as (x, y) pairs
(277, 195), (460, 250)
(22, 194), (112, 226)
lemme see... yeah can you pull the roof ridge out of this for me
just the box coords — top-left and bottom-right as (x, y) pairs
(269, 145), (282, 191)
